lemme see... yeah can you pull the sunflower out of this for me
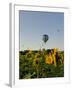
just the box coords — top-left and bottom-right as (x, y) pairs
(54, 48), (57, 54)
(45, 54), (53, 64)
(33, 57), (39, 66)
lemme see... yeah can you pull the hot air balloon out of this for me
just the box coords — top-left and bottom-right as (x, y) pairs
(41, 34), (49, 49)
(42, 34), (49, 44)
(57, 29), (60, 32)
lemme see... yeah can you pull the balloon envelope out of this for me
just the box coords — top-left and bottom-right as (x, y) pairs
(42, 34), (49, 43)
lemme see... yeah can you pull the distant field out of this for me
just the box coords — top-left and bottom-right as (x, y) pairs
(19, 49), (64, 79)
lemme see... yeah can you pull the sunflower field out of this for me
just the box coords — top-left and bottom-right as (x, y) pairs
(19, 48), (64, 79)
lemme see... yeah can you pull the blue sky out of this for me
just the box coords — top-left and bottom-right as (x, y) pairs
(19, 10), (64, 51)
